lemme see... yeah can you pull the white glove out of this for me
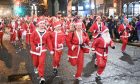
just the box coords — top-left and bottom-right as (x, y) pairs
(36, 47), (40, 51)
(90, 48), (95, 54)
(50, 51), (54, 55)
(58, 44), (63, 47)
(71, 45), (75, 51)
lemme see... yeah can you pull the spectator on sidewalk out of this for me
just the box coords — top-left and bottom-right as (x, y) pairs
(107, 16), (115, 39)
(136, 17), (140, 42)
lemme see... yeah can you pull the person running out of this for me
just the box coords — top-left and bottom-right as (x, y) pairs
(30, 20), (54, 84)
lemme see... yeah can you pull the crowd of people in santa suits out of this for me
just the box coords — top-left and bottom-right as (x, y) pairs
(0, 12), (133, 84)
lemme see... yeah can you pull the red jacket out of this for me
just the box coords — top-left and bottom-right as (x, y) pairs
(92, 37), (114, 56)
(0, 23), (5, 32)
(30, 29), (53, 56)
(9, 22), (18, 34)
(89, 22), (105, 39)
(25, 22), (35, 34)
(50, 31), (65, 51)
(118, 24), (130, 38)
(66, 31), (90, 58)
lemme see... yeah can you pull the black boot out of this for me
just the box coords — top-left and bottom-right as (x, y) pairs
(53, 68), (58, 76)
(39, 77), (45, 84)
(95, 76), (101, 81)
(94, 64), (98, 68)
(95, 76), (102, 84)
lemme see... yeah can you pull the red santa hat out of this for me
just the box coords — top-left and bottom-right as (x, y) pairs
(53, 21), (61, 28)
(96, 16), (101, 20)
(36, 20), (45, 26)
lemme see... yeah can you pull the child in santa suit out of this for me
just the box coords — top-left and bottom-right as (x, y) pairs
(118, 18), (131, 53)
(91, 27), (115, 82)
(30, 20), (54, 84)
(0, 19), (5, 47)
(50, 21), (65, 76)
(8, 20), (18, 44)
(66, 21), (90, 80)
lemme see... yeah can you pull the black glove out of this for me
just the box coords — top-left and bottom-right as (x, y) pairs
(95, 30), (98, 33)
(97, 34), (101, 38)
(112, 46), (115, 49)
(120, 32), (123, 36)
(80, 44), (84, 48)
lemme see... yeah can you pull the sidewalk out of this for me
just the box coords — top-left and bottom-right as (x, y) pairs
(0, 40), (32, 84)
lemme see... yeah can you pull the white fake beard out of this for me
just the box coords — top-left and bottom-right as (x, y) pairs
(102, 32), (111, 44)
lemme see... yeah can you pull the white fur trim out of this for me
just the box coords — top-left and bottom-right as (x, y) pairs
(55, 31), (57, 50)
(92, 34), (99, 38)
(71, 45), (75, 51)
(95, 51), (108, 56)
(68, 55), (78, 58)
(41, 49), (47, 52)
(26, 33), (32, 34)
(101, 28), (109, 35)
(30, 49), (47, 56)
(120, 36), (129, 38)
(55, 44), (63, 50)
(37, 21), (45, 25)
(50, 51), (54, 55)
(30, 51), (41, 56)
(76, 31), (82, 57)
(54, 24), (61, 28)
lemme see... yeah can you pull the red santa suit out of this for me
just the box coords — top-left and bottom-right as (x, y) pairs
(89, 21), (105, 40)
(0, 22), (5, 45)
(50, 21), (65, 69)
(9, 21), (18, 43)
(82, 22), (86, 31)
(91, 28), (115, 77)
(25, 22), (36, 44)
(50, 30), (65, 68)
(17, 20), (23, 41)
(118, 23), (130, 52)
(30, 28), (53, 78)
(66, 30), (90, 79)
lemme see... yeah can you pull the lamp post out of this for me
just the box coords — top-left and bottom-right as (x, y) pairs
(94, 0), (97, 15)
(132, 2), (135, 16)
(75, 0), (78, 15)
(31, 4), (37, 16)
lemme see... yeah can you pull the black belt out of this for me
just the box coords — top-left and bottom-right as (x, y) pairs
(71, 43), (84, 48)
(35, 44), (45, 47)
(97, 47), (107, 52)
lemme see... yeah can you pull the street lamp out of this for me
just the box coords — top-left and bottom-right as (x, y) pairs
(85, 4), (90, 9)
(31, 4), (37, 16)
(91, 4), (95, 9)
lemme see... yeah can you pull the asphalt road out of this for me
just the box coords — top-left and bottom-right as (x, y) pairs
(0, 31), (140, 84)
